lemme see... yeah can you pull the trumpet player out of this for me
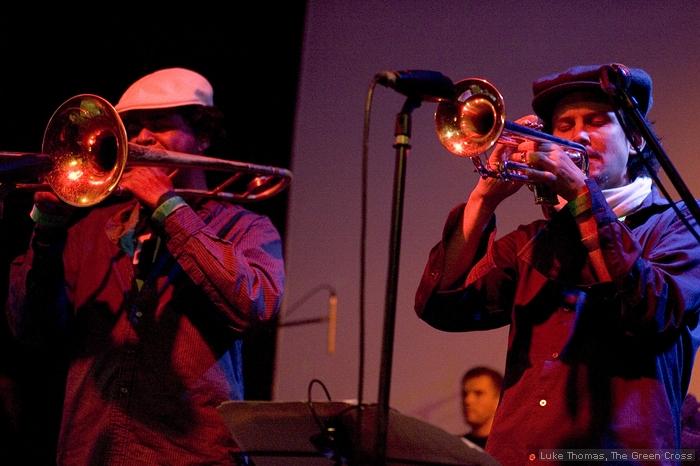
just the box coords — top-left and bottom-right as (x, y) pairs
(416, 64), (700, 463)
(5, 68), (285, 465)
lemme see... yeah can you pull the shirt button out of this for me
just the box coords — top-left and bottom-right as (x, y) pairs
(529, 453), (536, 461)
(539, 399), (547, 407)
(552, 352), (559, 359)
(134, 311), (143, 318)
(120, 387), (129, 394)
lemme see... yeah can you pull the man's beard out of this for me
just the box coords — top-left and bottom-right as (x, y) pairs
(586, 147), (621, 190)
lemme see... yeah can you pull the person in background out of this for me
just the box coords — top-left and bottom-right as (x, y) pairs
(5, 68), (285, 465)
(460, 366), (502, 450)
(415, 63), (700, 465)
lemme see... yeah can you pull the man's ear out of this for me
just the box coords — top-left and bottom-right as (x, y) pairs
(630, 133), (646, 153)
(197, 137), (211, 154)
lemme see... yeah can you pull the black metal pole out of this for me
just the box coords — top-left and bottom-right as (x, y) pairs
(374, 96), (421, 465)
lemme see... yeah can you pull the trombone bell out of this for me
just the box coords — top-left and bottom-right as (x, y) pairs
(42, 94), (127, 207)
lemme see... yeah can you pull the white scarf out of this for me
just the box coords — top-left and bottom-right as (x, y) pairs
(602, 176), (652, 219)
(554, 176), (652, 219)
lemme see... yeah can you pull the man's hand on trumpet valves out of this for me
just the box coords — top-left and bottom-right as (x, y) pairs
(518, 141), (588, 202)
(472, 114), (542, 208)
(473, 143), (524, 209)
(482, 114), (588, 205)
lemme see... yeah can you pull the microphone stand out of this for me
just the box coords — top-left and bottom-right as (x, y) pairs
(600, 65), (700, 226)
(375, 95), (423, 466)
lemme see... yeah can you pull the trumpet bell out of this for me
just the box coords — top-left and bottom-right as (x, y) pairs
(435, 79), (506, 158)
(42, 94), (128, 207)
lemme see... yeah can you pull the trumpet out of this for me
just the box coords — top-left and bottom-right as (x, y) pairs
(434, 78), (588, 204)
(0, 94), (292, 207)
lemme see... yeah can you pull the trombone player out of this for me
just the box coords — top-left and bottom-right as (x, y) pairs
(416, 64), (700, 463)
(5, 68), (285, 465)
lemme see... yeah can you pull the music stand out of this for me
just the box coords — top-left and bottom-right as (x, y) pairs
(217, 401), (501, 466)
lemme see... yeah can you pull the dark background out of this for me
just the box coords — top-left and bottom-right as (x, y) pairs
(0, 6), (306, 463)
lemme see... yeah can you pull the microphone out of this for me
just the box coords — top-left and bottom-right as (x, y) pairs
(599, 63), (645, 121)
(328, 293), (337, 355)
(376, 70), (455, 102)
(599, 63), (632, 98)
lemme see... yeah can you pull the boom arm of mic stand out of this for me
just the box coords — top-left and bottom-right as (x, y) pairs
(600, 66), (700, 226)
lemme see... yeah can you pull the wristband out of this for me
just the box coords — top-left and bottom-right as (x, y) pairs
(566, 187), (592, 218)
(156, 191), (180, 206)
(30, 204), (70, 228)
(151, 195), (187, 224)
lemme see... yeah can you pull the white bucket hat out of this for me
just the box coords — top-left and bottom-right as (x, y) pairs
(115, 68), (214, 113)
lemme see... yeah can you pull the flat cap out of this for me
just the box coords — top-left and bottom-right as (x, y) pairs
(531, 64), (652, 123)
(115, 68), (214, 113)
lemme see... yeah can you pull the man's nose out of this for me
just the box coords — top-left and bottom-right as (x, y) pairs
(132, 127), (156, 146)
(571, 125), (590, 145)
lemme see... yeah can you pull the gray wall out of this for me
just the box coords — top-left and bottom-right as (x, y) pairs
(275, 0), (700, 436)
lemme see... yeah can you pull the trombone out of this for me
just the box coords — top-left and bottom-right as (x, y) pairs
(0, 94), (292, 207)
(434, 78), (588, 204)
